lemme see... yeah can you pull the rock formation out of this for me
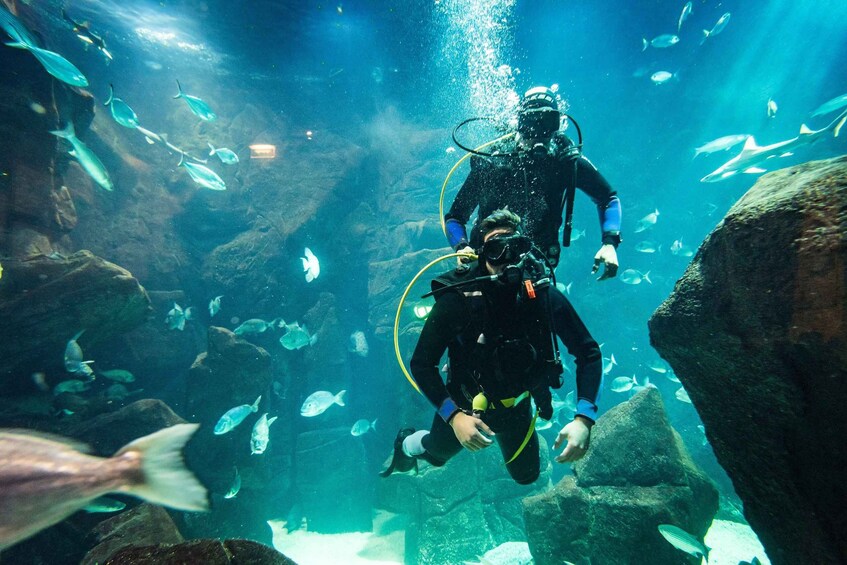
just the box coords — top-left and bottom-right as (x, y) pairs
(0, 251), (151, 389)
(522, 388), (718, 565)
(378, 434), (552, 565)
(649, 156), (847, 565)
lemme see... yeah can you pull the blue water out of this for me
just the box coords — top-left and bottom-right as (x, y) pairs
(3, 0), (847, 560)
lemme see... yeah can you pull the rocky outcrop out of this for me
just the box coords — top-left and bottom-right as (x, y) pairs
(178, 326), (280, 544)
(66, 398), (186, 454)
(102, 538), (297, 564)
(649, 156), (847, 565)
(82, 504), (184, 565)
(0, 251), (152, 389)
(378, 434), (552, 565)
(522, 388), (718, 565)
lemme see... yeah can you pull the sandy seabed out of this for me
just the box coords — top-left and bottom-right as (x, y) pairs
(270, 514), (769, 565)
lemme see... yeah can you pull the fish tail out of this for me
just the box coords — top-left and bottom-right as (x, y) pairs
(644, 271), (653, 284)
(371, 418), (378, 430)
(251, 395), (262, 412)
(208, 142), (216, 156)
(4, 40), (30, 50)
(268, 416), (278, 427)
(829, 109), (847, 137)
(335, 390), (347, 407)
(116, 423), (209, 512)
(105, 84), (114, 106)
(173, 80), (184, 99)
(49, 122), (76, 140)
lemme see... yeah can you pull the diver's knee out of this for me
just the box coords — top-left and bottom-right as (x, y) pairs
(512, 469), (540, 485)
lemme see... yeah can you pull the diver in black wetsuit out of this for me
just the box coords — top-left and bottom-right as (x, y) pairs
(445, 86), (622, 278)
(381, 210), (603, 484)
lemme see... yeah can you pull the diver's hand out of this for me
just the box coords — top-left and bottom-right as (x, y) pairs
(553, 417), (591, 463)
(456, 245), (474, 265)
(592, 244), (619, 280)
(450, 412), (494, 451)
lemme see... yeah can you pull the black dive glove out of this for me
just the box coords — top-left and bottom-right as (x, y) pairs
(530, 384), (553, 421)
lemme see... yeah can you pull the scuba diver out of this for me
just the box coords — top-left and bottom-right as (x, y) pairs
(445, 86), (622, 278)
(381, 209), (602, 484)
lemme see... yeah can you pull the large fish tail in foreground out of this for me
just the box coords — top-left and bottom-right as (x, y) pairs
(115, 424), (208, 511)
(0, 424), (208, 550)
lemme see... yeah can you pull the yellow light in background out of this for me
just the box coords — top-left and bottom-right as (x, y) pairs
(249, 144), (276, 159)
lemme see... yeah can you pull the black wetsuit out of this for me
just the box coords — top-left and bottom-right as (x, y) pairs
(445, 133), (622, 265)
(409, 263), (602, 484)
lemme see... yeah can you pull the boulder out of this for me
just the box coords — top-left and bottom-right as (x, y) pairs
(0, 251), (151, 389)
(66, 398), (187, 454)
(103, 538), (297, 564)
(648, 156), (847, 565)
(378, 434), (552, 565)
(82, 504), (184, 565)
(522, 388), (718, 565)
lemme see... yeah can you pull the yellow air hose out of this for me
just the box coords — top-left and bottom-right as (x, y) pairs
(439, 132), (515, 236)
(393, 251), (477, 394)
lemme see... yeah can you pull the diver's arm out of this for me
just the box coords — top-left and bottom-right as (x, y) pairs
(409, 292), (466, 422)
(575, 155), (622, 248)
(444, 158), (484, 249)
(549, 289), (602, 423)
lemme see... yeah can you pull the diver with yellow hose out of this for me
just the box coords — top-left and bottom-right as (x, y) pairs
(380, 210), (603, 483)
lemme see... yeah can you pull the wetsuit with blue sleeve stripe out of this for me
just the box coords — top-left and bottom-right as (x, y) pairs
(445, 133), (621, 263)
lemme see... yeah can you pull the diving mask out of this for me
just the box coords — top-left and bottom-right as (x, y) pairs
(517, 108), (560, 142)
(481, 234), (532, 266)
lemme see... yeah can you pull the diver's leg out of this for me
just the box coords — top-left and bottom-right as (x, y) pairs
(490, 404), (540, 485)
(418, 412), (463, 467)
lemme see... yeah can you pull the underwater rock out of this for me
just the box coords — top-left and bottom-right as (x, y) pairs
(378, 434), (552, 565)
(0, 250), (151, 390)
(81, 504), (184, 565)
(523, 388), (718, 565)
(186, 326), (272, 428)
(294, 426), (372, 533)
(649, 155), (847, 565)
(67, 398), (186, 454)
(101, 538), (297, 564)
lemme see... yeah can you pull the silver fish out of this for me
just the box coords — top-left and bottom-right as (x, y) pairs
(611, 375), (636, 393)
(302, 247), (320, 283)
(651, 71), (674, 85)
(105, 383), (130, 401)
(53, 379), (90, 396)
(665, 371), (681, 383)
(702, 12), (731, 44)
(767, 98), (778, 119)
(677, 2), (692, 33)
(100, 369), (135, 383)
(675, 387), (692, 403)
(634, 240), (660, 253)
(671, 239), (694, 257)
(350, 418), (377, 436)
(603, 353), (617, 375)
(174, 81), (217, 121)
(657, 524), (709, 561)
(234, 318), (275, 335)
(648, 34), (679, 48)
(634, 209), (659, 232)
(179, 154), (226, 191)
(811, 93), (847, 117)
(209, 295), (223, 317)
(647, 360), (668, 374)
(280, 322), (317, 351)
(300, 390), (346, 417)
(0, 424), (208, 550)
(208, 143), (239, 165)
(224, 467), (241, 499)
(250, 413), (278, 455)
(214, 396), (261, 435)
(620, 269), (652, 285)
(104, 85), (139, 129)
(83, 496), (126, 513)
(165, 302), (192, 331)
(694, 134), (751, 158)
(50, 123), (113, 191)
